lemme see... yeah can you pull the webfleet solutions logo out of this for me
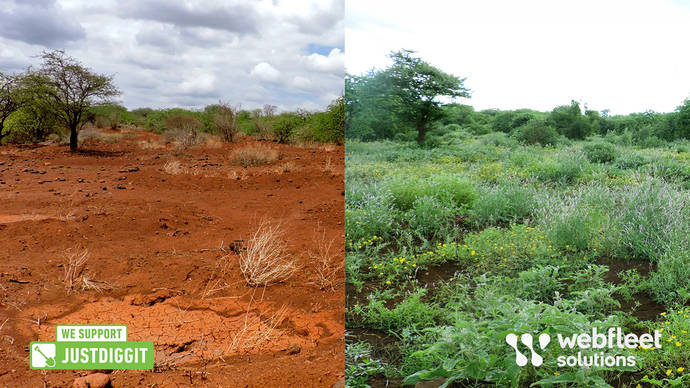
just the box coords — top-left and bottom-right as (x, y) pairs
(506, 328), (663, 368)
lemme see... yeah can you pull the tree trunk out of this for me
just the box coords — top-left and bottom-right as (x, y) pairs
(69, 124), (78, 152)
(416, 120), (427, 144)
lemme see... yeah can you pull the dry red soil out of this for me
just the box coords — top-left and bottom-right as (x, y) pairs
(0, 128), (344, 387)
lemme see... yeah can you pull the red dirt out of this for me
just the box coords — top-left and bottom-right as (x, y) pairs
(0, 128), (344, 387)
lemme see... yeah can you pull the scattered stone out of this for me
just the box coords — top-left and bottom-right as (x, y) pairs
(331, 379), (345, 388)
(119, 166), (140, 173)
(285, 343), (301, 355)
(72, 373), (111, 388)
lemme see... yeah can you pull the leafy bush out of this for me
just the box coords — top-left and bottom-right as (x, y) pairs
(528, 152), (590, 183)
(352, 289), (440, 332)
(514, 119), (559, 146)
(469, 184), (536, 227)
(346, 342), (386, 388)
(405, 195), (459, 241)
(310, 96), (344, 143)
(583, 142), (618, 163)
(273, 114), (302, 143)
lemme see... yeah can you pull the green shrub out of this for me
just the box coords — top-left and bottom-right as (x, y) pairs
(352, 289), (440, 332)
(345, 342), (386, 388)
(514, 119), (559, 146)
(405, 195), (459, 240)
(310, 96), (344, 143)
(583, 142), (618, 163)
(509, 266), (563, 303)
(528, 152), (589, 183)
(433, 175), (476, 208)
(273, 114), (302, 143)
(469, 184), (536, 227)
(614, 153), (648, 169)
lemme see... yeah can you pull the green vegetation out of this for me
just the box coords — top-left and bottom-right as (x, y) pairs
(1, 51), (344, 148)
(346, 51), (690, 387)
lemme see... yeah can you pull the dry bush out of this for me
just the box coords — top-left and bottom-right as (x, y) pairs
(164, 128), (198, 149)
(323, 157), (333, 174)
(162, 160), (201, 176)
(138, 139), (164, 150)
(273, 161), (297, 174)
(213, 102), (240, 142)
(197, 132), (223, 149)
(94, 115), (108, 129)
(163, 115), (202, 150)
(239, 222), (296, 286)
(308, 230), (339, 290)
(63, 247), (88, 293)
(163, 160), (184, 175)
(253, 119), (274, 141)
(230, 145), (279, 167)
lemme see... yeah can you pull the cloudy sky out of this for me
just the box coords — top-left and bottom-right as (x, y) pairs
(346, 0), (690, 115)
(0, 0), (344, 111)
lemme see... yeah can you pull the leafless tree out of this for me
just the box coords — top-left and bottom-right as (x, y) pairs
(213, 101), (241, 142)
(262, 104), (277, 117)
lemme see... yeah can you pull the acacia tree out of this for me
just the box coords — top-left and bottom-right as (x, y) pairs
(386, 50), (470, 143)
(0, 72), (29, 142)
(32, 50), (120, 151)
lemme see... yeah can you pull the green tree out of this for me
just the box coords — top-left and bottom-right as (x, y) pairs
(0, 72), (30, 142)
(548, 100), (592, 139)
(386, 50), (470, 143)
(345, 71), (402, 140)
(29, 50), (120, 151)
(675, 98), (690, 139)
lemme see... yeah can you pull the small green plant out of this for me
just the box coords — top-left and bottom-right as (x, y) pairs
(583, 142), (618, 163)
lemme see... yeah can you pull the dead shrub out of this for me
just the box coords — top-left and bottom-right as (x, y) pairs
(163, 115), (202, 149)
(213, 102), (240, 142)
(253, 119), (274, 141)
(230, 145), (279, 167)
(239, 222), (296, 286)
(308, 230), (339, 290)
(163, 128), (198, 149)
(62, 247), (88, 293)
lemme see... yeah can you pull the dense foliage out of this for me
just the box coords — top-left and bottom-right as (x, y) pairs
(346, 138), (690, 387)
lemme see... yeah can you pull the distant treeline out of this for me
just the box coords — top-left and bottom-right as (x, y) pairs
(348, 97), (690, 148)
(1, 50), (343, 148)
(346, 51), (690, 148)
(3, 98), (344, 145)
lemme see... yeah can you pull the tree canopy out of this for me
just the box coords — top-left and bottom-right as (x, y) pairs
(29, 50), (120, 151)
(346, 50), (470, 143)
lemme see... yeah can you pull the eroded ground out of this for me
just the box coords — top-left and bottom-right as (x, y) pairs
(0, 128), (344, 387)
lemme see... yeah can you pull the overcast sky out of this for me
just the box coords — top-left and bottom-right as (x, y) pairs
(0, 0), (344, 111)
(346, 0), (690, 115)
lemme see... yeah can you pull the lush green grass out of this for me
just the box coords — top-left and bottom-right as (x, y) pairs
(346, 136), (690, 387)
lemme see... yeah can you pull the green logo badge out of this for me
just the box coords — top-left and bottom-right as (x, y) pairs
(30, 325), (153, 370)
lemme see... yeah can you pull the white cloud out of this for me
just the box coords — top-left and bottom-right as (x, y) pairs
(1, 0), (343, 111)
(305, 48), (345, 73)
(250, 62), (281, 83)
(346, 0), (690, 114)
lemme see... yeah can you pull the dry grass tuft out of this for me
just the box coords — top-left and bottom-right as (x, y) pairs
(63, 247), (88, 293)
(163, 160), (184, 175)
(273, 161), (297, 174)
(230, 145), (279, 167)
(138, 139), (164, 150)
(239, 222), (296, 286)
(308, 230), (340, 290)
